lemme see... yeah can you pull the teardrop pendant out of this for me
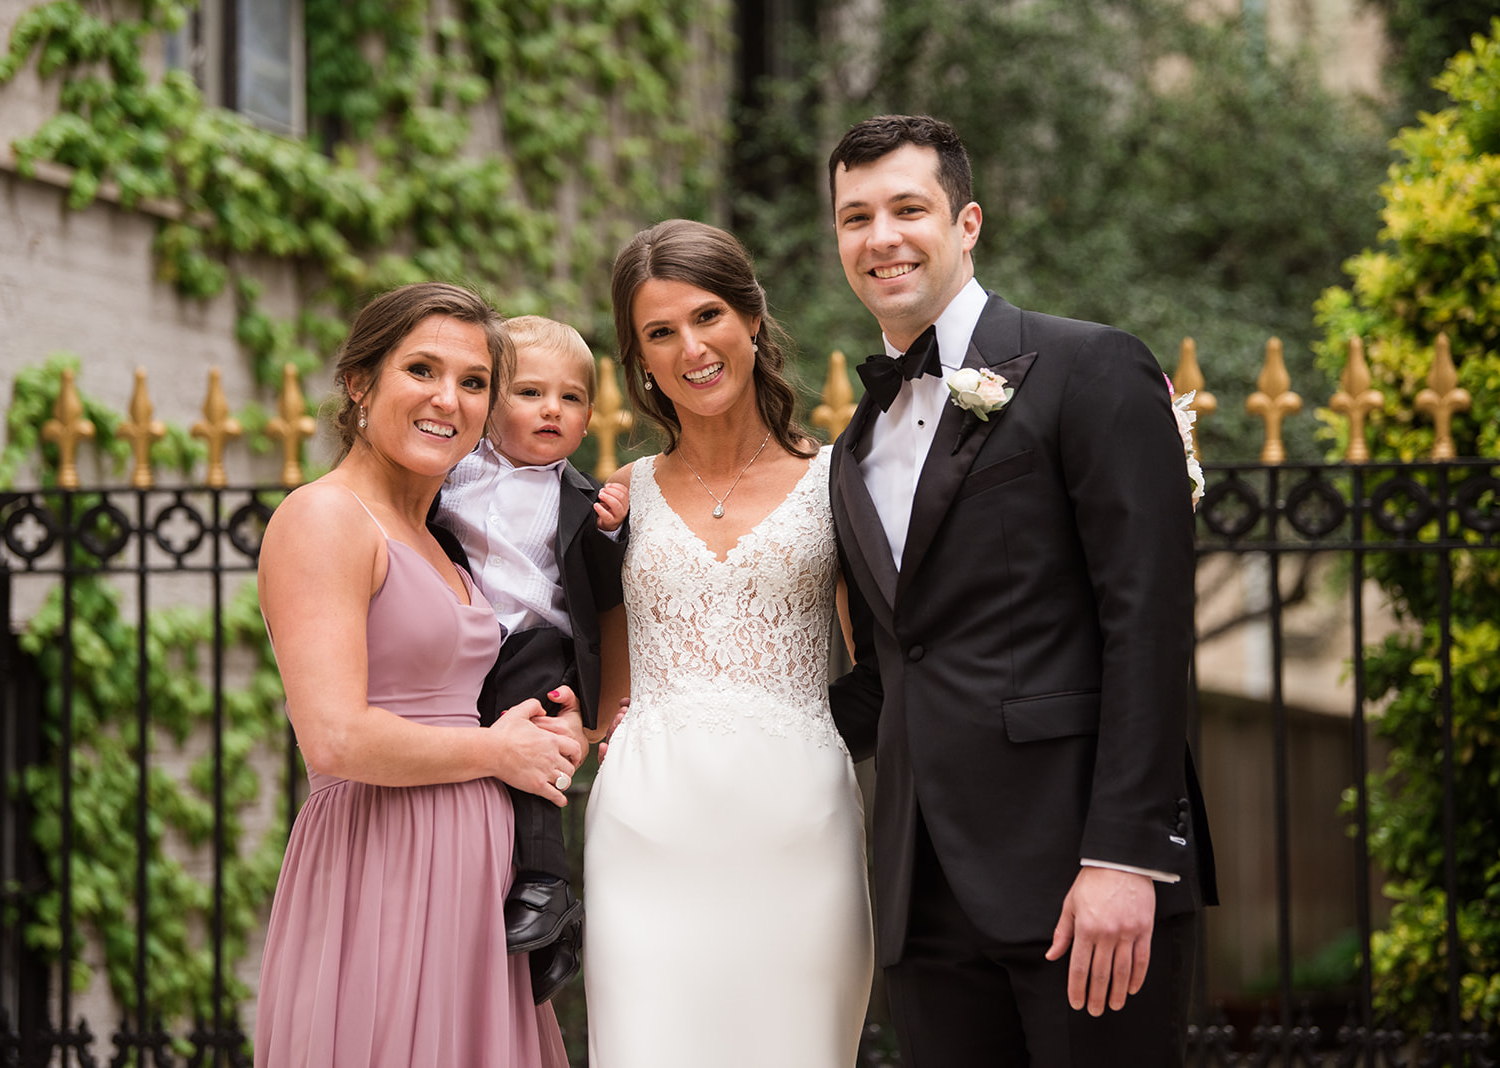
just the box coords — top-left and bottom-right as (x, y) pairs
(678, 430), (771, 523)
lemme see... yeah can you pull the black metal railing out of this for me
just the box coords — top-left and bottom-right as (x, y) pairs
(2, 486), (275, 1068)
(1186, 458), (1499, 1068)
(3, 459), (1496, 1066)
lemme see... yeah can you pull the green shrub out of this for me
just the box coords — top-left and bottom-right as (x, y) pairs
(1316, 18), (1500, 1033)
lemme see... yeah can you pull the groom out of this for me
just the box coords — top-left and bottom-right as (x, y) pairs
(827, 114), (1215, 1066)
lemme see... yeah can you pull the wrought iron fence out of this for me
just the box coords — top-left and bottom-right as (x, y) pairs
(1, 483), (276, 1067)
(1186, 456), (1499, 1068)
(1180, 334), (1496, 1068)
(2, 338), (1496, 1067)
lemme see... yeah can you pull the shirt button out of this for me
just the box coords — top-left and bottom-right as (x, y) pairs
(907, 645), (925, 662)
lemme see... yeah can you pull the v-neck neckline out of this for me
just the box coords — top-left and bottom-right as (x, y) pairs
(645, 450), (822, 565)
(385, 537), (477, 608)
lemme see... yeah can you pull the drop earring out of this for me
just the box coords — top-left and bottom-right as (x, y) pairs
(644, 374), (653, 391)
(358, 405), (367, 429)
(752, 340), (759, 354)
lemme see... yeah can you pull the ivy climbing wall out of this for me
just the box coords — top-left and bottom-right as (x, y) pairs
(0, 0), (730, 478)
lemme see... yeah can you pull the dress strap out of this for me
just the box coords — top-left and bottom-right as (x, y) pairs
(341, 486), (390, 539)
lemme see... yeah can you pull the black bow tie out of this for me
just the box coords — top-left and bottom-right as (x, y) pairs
(857, 326), (942, 412)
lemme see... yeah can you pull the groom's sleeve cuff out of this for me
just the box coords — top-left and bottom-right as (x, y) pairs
(1080, 858), (1180, 884)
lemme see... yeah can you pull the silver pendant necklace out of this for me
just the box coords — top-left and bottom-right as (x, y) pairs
(678, 431), (772, 519)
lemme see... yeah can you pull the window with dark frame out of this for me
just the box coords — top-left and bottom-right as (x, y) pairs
(165, 0), (305, 139)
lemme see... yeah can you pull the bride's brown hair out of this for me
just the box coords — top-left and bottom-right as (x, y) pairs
(610, 219), (816, 458)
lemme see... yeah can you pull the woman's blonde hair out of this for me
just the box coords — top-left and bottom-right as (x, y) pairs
(502, 315), (597, 404)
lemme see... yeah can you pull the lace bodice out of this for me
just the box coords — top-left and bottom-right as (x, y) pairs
(623, 447), (844, 750)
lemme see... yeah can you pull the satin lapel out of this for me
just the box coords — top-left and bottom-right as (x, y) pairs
(555, 462), (596, 558)
(832, 442), (898, 624)
(896, 296), (1038, 604)
(841, 392), (879, 464)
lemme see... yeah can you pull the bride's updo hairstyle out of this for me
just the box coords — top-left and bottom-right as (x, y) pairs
(610, 219), (816, 458)
(331, 282), (510, 463)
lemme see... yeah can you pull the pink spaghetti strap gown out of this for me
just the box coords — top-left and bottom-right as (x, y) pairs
(255, 537), (568, 1067)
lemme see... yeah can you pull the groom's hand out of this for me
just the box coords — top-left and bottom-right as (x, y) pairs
(1044, 867), (1155, 1016)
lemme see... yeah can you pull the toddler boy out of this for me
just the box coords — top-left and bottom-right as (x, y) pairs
(432, 315), (628, 1003)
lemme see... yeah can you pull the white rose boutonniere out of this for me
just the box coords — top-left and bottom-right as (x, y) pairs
(946, 367), (1013, 421)
(1169, 385), (1206, 510)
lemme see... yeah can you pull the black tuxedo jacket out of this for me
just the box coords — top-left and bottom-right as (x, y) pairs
(829, 291), (1216, 966)
(431, 461), (626, 732)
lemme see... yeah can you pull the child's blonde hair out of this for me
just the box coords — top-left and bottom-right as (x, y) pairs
(502, 315), (598, 404)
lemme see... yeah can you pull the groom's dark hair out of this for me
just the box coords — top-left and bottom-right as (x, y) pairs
(827, 114), (973, 223)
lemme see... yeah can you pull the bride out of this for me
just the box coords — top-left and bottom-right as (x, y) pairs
(583, 219), (874, 1066)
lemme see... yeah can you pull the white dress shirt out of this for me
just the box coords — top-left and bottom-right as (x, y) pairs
(860, 277), (1177, 886)
(434, 440), (570, 641)
(863, 277), (988, 570)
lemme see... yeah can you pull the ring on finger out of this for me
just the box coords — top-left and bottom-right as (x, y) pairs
(554, 772), (571, 792)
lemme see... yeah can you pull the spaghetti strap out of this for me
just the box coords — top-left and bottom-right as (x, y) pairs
(341, 486), (390, 539)
(336, 485), (475, 607)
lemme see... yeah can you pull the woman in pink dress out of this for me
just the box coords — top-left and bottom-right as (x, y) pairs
(254, 283), (580, 1067)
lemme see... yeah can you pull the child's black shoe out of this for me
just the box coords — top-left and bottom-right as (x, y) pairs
(529, 918), (583, 1004)
(505, 874), (582, 955)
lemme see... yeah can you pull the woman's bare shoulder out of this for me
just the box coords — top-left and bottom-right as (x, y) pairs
(606, 461), (637, 489)
(262, 478), (380, 560)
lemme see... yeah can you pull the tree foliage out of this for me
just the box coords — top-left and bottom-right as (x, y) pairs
(734, 0), (1394, 461)
(1315, 18), (1500, 1030)
(1362, 0), (1500, 116)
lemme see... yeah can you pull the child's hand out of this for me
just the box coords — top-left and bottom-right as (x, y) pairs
(595, 481), (630, 532)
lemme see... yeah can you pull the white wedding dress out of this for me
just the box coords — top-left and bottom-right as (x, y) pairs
(584, 447), (874, 1067)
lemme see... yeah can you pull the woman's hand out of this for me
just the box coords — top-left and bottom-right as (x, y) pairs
(489, 698), (584, 807)
(597, 698), (629, 763)
(535, 685), (589, 771)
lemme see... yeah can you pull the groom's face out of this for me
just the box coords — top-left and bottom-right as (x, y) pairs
(833, 143), (981, 351)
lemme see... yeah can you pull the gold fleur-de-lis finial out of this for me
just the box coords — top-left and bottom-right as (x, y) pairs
(118, 368), (167, 489)
(265, 363), (318, 486)
(1414, 334), (1471, 462)
(1328, 337), (1384, 464)
(192, 368), (244, 488)
(1172, 338), (1217, 455)
(588, 356), (634, 481)
(812, 351), (858, 442)
(41, 367), (96, 489)
(1245, 337), (1302, 465)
